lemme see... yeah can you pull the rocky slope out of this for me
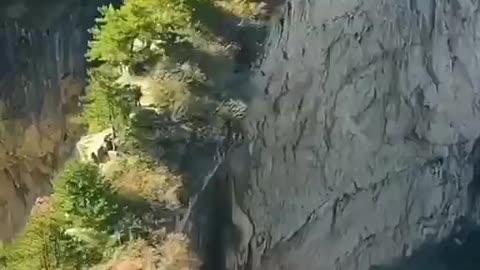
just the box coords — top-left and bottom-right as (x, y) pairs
(0, 0), (105, 240)
(220, 0), (480, 269)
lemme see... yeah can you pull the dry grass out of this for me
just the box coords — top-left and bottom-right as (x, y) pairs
(117, 73), (194, 116)
(91, 239), (149, 270)
(215, 0), (258, 18)
(30, 196), (55, 216)
(102, 156), (185, 209)
(148, 78), (192, 113)
(124, 75), (214, 124)
(92, 233), (201, 270)
(65, 113), (86, 138)
(155, 233), (201, 270)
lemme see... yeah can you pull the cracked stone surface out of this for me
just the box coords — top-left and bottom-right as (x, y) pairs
(223, 0), (480, 269)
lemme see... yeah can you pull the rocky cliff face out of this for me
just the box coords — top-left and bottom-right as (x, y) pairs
(3, 0), (480, 269)
(0, 1), (102, 240)
(221, 0), (480, 269)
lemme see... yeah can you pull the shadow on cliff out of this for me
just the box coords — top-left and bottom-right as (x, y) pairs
(370, 219), (480, 270)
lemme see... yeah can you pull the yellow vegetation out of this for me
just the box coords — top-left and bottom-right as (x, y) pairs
(93, 233), (201, 270)
(103, 155), (185, 209)
(215, 0), (258, 18)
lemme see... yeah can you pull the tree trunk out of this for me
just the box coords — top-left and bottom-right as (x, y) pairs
(221, 0), (480, 269)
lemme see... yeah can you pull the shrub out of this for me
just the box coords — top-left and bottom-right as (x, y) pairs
(147, 78), (192, 112)
(103, 155), (185, 209)
(155, 233), (201, 270)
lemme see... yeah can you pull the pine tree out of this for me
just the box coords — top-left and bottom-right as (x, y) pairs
(87, 0), (194, 67)
(83, 64), (138, 132)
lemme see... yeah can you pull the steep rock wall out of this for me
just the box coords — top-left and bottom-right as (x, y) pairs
(224, 0), (480, 269)
(0, 1), (102, 240)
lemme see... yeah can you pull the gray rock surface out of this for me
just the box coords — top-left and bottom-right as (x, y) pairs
(0, 1), (104, 240)
(222, 0), (480, 269)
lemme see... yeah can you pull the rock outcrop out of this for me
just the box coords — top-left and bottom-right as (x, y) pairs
(220, 0), (480, 269)
(0, 0), (104, 240)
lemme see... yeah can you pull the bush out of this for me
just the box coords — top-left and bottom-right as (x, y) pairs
(103, 155), (185, 209)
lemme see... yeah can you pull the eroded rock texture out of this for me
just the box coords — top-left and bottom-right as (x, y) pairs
(0, 1), (101, 240)
(223, 0), (480, 269)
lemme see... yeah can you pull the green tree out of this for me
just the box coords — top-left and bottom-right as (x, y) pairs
(87, 0), (194, 67)
(87, 4), (133, 65)
(55, 161), (120, 231)
(50, 161), (122, 268)
(83, 64), (138, 133)
(0, 198), (104, 269)
(0, 211), (58, 270)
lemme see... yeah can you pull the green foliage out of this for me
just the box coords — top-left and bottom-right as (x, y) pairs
(87, 0), (194, 66)
(0, 162), (121, 269)
(45, 226), (105, 270)
(0, 211), (57, 270)
(88, 5), (133, 65)
(1, 220), (104, 269)
(55, 161), (120, 231)
(83, 65), (140, 132)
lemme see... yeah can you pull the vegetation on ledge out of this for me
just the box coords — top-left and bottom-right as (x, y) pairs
(0, 161), (198, 269)
(1, 0), (262, 268)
